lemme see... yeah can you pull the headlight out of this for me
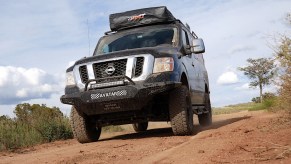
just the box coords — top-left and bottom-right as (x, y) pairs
(66, 71), (76, 86)
(153, 57), (174, 73)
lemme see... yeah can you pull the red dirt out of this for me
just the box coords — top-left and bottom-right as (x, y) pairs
(1, 110), (290, 164)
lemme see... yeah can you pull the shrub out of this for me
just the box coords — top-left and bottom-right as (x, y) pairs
(273, 14), (291, 117)
(38, 118), (73, 142)
(0, 104), (73, 151)
(251, 92), (276, 103)
(249, 97), (277, 111)
(0, 119), (42, 150)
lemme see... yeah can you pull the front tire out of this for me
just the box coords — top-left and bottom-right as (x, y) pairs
(198, 93), (212, 126)
(70, 106), (101, 143)
(169, 86), (194, 135)
(132, 122), (148, 132)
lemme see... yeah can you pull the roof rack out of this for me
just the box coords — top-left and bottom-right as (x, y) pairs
(104, 20), (180, 35)
(104, 31), (116, 35)
(109, 6), (176, 31)
(192, 31), (198, 39)
(185, 23), (191, 31)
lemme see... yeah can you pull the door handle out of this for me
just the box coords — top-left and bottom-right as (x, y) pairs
(192, 62), (195, 67)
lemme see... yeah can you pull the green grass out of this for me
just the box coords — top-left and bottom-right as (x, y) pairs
(248, 98), (277, 111)
(213, 98), (277, 115)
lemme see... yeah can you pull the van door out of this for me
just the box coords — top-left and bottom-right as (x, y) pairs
(188, 32), (205, 104)
(181, 30), (203, 104)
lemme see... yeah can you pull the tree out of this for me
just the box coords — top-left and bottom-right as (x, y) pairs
(273, 13), (291, 112)
(238, 58), (276, 103)
(0, 115), (11, 122)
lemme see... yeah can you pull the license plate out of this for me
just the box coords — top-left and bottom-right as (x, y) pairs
(104, 103), (121, 111)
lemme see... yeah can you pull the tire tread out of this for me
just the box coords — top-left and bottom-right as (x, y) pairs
(70, 106), (101, 143)
(169, 86), (194, 135)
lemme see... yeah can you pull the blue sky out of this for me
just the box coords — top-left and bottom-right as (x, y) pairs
(0, 0), (290, 116)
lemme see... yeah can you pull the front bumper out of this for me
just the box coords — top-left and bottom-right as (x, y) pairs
(60, 81), (181, 115)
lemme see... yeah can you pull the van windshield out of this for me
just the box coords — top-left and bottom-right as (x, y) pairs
(95, 27), (177, 55)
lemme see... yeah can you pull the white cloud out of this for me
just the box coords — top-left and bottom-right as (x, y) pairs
(217, 71), (239, 85)
(16, 89), (28, 98)
(0, 68), (8, 87)
(0, 66), (61, 105)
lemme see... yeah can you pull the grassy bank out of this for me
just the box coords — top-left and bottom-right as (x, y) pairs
(213, 98), (277, 115)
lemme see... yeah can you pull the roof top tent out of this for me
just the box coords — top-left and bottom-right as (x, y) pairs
(109, 6), (177, 32)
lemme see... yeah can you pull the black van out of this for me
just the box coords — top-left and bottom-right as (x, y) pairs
(61, 6), (212, 143)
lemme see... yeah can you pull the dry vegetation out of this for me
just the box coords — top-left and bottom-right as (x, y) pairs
(275, 35), (291, 116)
(273, 13), (291, 117)
(212, 99), (276, 115)
(0, 104), (73, 151)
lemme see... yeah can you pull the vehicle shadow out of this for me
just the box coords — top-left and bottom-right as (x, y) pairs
(99, 128), (173, 141)
(99, 115), (251, 142)
(194, 116), (252, 134)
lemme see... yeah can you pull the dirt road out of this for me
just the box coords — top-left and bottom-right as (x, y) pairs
(1, 110), (290, 164)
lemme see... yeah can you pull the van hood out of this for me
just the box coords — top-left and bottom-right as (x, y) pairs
(66, 47), (182, 72)
(76, 47), (181, 65)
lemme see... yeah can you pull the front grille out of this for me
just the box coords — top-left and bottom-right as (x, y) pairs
(93, 59), (127, 79)
(134, 57), (144, 77)
(79, 65), (88, 83)
(78, 57), (145, 85)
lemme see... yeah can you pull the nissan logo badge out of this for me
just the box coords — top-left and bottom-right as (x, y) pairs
(105, 65), (115, 75)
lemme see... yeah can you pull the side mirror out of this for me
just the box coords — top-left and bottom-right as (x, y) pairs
(184, 45), (192, 55)
(191, 38), (205, 54)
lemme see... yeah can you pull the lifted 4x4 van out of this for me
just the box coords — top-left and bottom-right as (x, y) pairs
(61, 6), (212, 143)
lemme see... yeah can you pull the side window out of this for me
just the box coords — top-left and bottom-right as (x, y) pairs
(182, 30), (190, 46)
